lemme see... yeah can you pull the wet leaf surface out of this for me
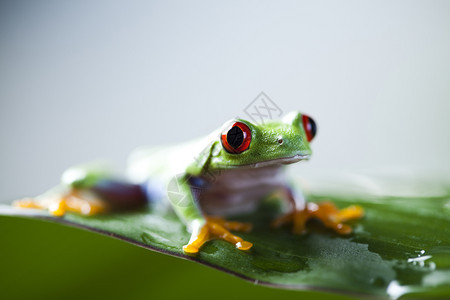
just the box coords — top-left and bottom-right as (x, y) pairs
(1, 186), (449, 299)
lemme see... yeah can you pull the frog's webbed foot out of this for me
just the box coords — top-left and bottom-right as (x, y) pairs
(271, 207), (310, 235)
(13, 189), (107, 217)
(183, 217), (253, 254)
(271, 202), (364, 235)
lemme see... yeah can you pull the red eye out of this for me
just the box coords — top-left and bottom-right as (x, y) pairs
(302, 114), (317, 142)
(221, 122), (252, 154)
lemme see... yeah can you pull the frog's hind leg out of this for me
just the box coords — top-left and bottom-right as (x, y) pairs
(14, 189), (108, 217)
(15, 161), (149, 216)
(14, 180), (148, 217)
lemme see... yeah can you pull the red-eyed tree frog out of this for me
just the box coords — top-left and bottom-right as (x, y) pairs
(15, 111), (364, 254)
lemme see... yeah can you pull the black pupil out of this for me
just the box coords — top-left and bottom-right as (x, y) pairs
(227, 126), (244, 149)
(308, 117), (317, 139)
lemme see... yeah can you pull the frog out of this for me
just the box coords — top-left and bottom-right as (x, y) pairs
(14, 111), (364, 254)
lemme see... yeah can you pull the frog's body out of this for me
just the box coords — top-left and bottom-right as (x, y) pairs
(15, 111), (364, 254)
(196, 165), (289, 216)
(127, 140), (300, 217)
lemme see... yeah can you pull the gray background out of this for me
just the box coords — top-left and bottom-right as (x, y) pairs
(1, 0), (449, 201)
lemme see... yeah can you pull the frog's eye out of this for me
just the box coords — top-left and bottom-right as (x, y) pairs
(302, 114), (317, 142)
(221, 122), (252, 154)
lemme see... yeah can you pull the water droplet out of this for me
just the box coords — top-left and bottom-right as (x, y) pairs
(407, 251), (436, 270)
(387, 280), (415, 300)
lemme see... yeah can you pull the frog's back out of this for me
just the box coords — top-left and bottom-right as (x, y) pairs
(126, 136), (211, 184)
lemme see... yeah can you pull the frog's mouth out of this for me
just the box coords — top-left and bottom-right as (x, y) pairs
(250, 154), (310, 168)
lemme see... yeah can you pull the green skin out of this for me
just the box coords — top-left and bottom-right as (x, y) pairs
(62, 111), (313, 247)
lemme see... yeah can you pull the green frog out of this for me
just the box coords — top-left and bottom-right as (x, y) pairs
(15, 111), (363, 254)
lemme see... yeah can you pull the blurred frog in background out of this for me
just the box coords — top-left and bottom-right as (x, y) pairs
(15, 111), (363, 254)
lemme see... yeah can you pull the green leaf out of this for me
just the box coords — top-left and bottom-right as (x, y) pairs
(1, 178), (449, 299)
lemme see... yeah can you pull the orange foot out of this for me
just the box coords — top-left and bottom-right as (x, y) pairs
(13, 189), (107, 217)
(272, 202), (364, 235)
(183, 217), (253, 254)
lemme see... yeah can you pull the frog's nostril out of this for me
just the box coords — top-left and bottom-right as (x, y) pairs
(277, 138), (284, 145)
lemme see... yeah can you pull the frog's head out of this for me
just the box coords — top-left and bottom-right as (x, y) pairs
(210, 111), (317, 169)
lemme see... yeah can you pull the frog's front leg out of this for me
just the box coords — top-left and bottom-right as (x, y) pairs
(183, 217), (253, 254)
(271, 186), (364, 235)
(168, 175), (253, 254)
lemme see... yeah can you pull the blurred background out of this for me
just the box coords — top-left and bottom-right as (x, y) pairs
(1, 1), (449, 299)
